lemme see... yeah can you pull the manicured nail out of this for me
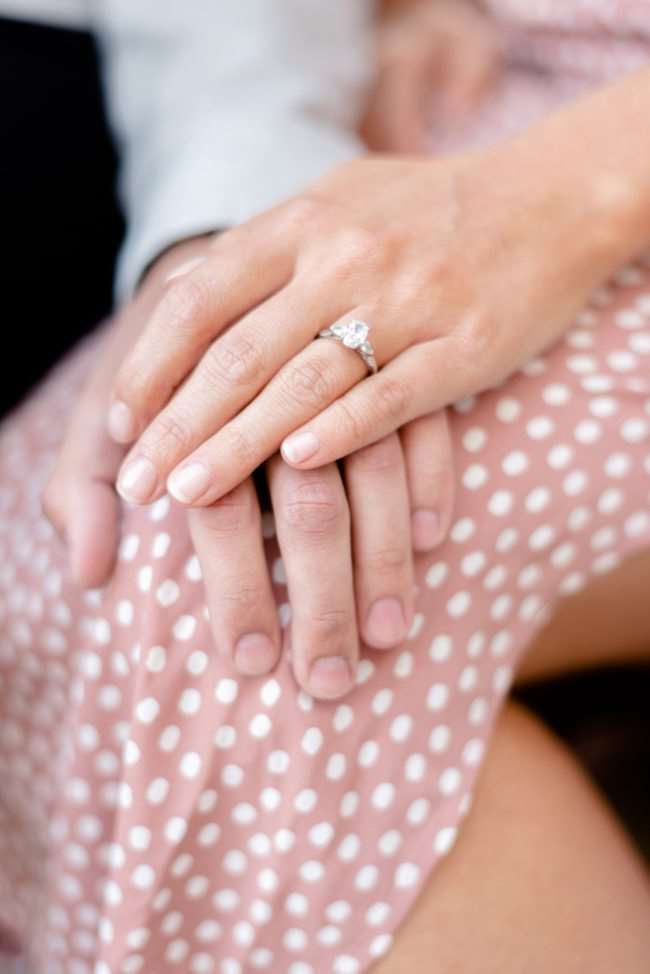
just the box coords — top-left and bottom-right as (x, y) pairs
(411, 509), (441, 550)
(366, 597), (407, 647)
(117, 457), (158, 503)
(164, 255), (207, 283)
(108, 400), (136, 443)
(308, 656), (355, 699)
(281, 431), (320, 464)
(234, 633), (277, 675)
(168, 462), (210, 503)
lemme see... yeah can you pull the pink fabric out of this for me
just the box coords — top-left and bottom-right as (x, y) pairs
(1, 5), (650, 973)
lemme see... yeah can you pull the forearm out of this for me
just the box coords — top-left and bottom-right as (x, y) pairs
(492, 66), (650, 277)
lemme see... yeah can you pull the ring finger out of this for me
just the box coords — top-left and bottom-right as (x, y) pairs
(267, 455), (358, 700)
(162, 310), (403, 508)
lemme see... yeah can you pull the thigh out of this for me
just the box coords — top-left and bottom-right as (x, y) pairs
(517, 546), (650, 684)
(373, 701), (650, 974)
(1, 259), (649, 972)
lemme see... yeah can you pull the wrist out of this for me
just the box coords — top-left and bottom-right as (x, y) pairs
(497, 68), (650, 276)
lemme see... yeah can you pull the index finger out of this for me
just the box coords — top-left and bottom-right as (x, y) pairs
(108, 203), (302, 444)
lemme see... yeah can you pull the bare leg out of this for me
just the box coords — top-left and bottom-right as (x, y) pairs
(518, 547), (650, 683)
(373, 702), (650, 974)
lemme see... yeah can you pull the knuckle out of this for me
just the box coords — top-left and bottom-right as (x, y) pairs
(331, 226), (388, 277)
(160, 276), (211, 334)
(224, 426), (258, 469)
(334, 397), (370, 444)
(203, 335), (265, 389)
(376, 378), (410, 423)
(365, 544), (410, 577)
(308, 607), (351, 645)
(147, 411), (192, 457)
(219, 574), (266, 612)
(348, 433), (401, 473)
(281, 358), (334, 410)
(193, 489), (258, 538)
(283, 480), (347, 536)
(282, 196), (324, 233)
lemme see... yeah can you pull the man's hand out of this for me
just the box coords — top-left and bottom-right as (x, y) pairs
(43, 236), (455, 699)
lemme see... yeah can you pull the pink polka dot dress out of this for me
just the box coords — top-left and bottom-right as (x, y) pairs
(1, 3), (650, 972)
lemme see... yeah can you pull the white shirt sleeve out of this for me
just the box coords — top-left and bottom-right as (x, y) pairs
(91, 0), (376, 300)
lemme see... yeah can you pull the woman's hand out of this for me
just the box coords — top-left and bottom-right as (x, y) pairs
(362, 0), (502, 152)
(110, 89), (643, 510)
(43, 238), (455, 700)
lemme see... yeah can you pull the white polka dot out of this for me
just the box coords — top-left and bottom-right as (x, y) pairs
(434, 826), (458, 856)
(463, 464), (488, 489)
(358, 741), (379, 767)
(488, 491), (513, 517)
(173, 615), (196, 641)
(406, 797), (430, 825)
(131, 865), (155, 890)
(223, 850), (247, 876)
(460, 551), (486, 578)
(355, 865), (379, 891)
(372, 689), (394, 715)
(249, 714), (272, 739)
(267, 750), (290, 774)
(286, 892), (309, 917)
(496, 398), (521, 422)
(438, 767), (461, 795)
(232, 803), (257, 826)
(463, 427), (487, 452)
(429, 634), (452, 661)
(450, 517), (476, 543)
(180, 752), (202, 778)
(426, 683), (448, 711)
(301, 727), (323, 755)
(389, 714), (412, 742)
(222, 765), (244, 788)
(179, 688), (201, 715)
(378, 831), (402, 857)
(260, 679), (281, 708)
(309, 822), (334, 847)
(215, 679), (238, 704)
(156, 580), (180, 607)
(338, 834), (361, 862)
(326, 753), (347, 780)
(333, 705), (354, 732)
(214, 725), (236, 750)
(425, 561), (448, 589)
(294, 790), (317, 814)
(372, 783), (395, 810)
(366, 902), (391, 926)
(447, 591), (471, 618)
(502, 451), (529, 476)
(394, 862), (420, 889)
(300, 860), (324, 883)
(186, 651), (208, 676)
(135, 697), (159, 724)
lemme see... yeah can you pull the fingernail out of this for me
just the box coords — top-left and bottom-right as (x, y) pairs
(168, 462), (210, 503)
(411, 509), (441, 550)
(281, 431), (320, 464)
(108, 400), (136, 443)
(234, 633), (277, 675)
(117, 457), (158, 503)
(308, 656), (355, 699)
(366, 597), (407, 647)
(164, 255), (207, 283)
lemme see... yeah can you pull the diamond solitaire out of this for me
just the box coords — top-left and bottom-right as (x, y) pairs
(318, 319), (378, 374)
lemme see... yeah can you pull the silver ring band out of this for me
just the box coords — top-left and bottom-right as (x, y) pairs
(318, 319), (378, 375)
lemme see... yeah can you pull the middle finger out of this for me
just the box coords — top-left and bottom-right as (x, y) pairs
(267, 454), (358, 700)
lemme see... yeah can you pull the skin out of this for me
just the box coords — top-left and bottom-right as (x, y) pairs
(43, 238), (456, 700)
(108, 66), (650, 513)
(370, 553), (650, 972)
